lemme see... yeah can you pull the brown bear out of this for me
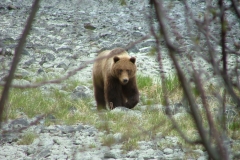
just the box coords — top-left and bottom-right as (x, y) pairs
(92, 48), (139, 110)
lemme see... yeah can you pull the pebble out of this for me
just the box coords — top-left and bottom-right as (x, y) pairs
(163, 148), (174, 155)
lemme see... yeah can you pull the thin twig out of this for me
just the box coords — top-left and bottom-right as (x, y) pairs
(0, 35), (150, 89)
(0, 0), (40, 125)
(151, 0), (221, 159)
(230, 0), (240, 18)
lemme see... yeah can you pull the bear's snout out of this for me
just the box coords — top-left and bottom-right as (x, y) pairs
(122, 78), (129, 84)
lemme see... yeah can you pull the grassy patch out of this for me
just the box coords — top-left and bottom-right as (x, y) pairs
(5, 88), (54, 120)
(138, 74), (181, 105)
(1, 74), (193, 152)
(122, 138), (139, 151)
(17, 131), (37, 145)
(2, 73), (239, 156)
(101, 134), (116, 147)
(137, 75), (153, 90)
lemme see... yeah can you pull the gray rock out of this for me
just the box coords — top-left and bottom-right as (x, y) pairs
(104, 151), (117, 159)
(193, 149), (204, 156)
(197, 156), (207, 160)
(45, 114), (56, 122)
(57, 47), (73, 54)
(43, 53), (56, 61)
(85, 128), (97, 136)
(37, 68), (44, 74)
(56, 62), (68, 70)
(112, 106), (131, 111)
(36, 149), (51, 159)
(163, 148), (174, 155)
(38, 136), (54, 146)
(113, 133), (122, 143)
(9, 118), (29, 129)
(0, 132), (19, 143)
(127, 150), (138, 158)
(22, 48), (30, 55)
(60, 126), (76, 134)
(71, 85), (92, 99)
(26, 146), (36, 155)
(138, 148), (155, 159)
(76, 124), (85, 131)
(23, 58), (35, 66)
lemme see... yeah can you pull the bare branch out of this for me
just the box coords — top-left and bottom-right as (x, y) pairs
(0, 35), (150, 89)
(150, 0), (223, 159)
(219, 0), (227, 74)
(0, 0), (40, 125)
(230, 0), (240, 18)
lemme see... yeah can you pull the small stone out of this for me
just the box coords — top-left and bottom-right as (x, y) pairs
(24, 59), (35, 66)
(127, 150), (138, 158)
(56, 62), (68, 70)
(26, 147), (36, 155)
(164, 154), (174, 159)
(7, 5), (18, 10)
(57, 47), (73, 53)
(104, 151), (116, 159)
(112, 106), (131, 111)
(84, 23), (96, 30)
(43, 53), (56, 61)
(163, 148), (174, 155)
(38, 137), (54, 146)
(197, 156), (207, 160)
(9, 118), (29, 129)
(46, 114), (56, 122)
(22, 48), (30, 55)
(193, 149), (204, 156)
(76, 124), (85, 131)
(113, 133), (122, 143)
(37, 68), (44, 74)
(60, 126), (76, 134)
(71, 86), (91, 99)
(0, 132), (19, 143)
(36, 149), (51, 159)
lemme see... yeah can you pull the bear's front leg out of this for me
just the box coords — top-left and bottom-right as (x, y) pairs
(122, 78), (139, 109)
(105, 78), (125, 109)
(94, 85), (106, 110)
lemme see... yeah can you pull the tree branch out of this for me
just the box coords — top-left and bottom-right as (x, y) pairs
(0, 0), (40, 125)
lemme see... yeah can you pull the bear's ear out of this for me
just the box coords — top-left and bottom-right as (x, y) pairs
(130, 57), (136, 64)
(113, 56), (120, 63)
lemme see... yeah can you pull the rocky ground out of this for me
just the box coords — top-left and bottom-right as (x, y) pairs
(1, 116), (191, 160)
(0, 0), (239, 160)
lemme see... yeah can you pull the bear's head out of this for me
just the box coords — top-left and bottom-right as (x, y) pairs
(112, 56), (137, 85)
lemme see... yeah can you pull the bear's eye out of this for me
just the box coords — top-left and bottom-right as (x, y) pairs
(126, 69), (131, 74)
(118, 69), (123, 74)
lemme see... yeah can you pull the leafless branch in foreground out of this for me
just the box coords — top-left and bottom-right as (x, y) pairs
(150, 0), (235, 159)
(0, 0), (40, 127)
(0, 35), (150, 89)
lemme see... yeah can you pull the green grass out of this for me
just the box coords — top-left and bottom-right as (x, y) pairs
(5, 88), (54, 120)
(2, 73), (239, 157)
(138, 74), (181, 105)
(17, 131), (38, 145)
(137, 75), (153, 90)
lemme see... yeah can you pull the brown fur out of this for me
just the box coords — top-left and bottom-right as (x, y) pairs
(92, 48), (139, 110)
